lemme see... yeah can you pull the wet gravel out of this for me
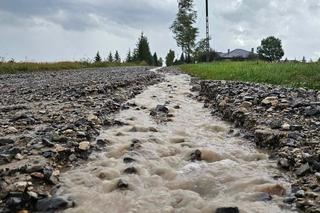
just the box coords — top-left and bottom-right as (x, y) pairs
(0, 67), (162, 212)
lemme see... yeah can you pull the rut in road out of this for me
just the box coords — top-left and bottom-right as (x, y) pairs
(59, 70), (294, 213)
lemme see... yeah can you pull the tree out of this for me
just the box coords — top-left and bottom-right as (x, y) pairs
(133, 33), (153, 65)
(193, 38), (219, 62)
(158, 57), (163, 67)
(152, 52), (159, 66)
(180, 53), (185, 64)
(257, 36), (284, 61)
(302, 56), (306, 63)
(108, 52), (113, 62)
(318, 57), (320, 63)
(114, 51), (121, 63)
(170, 0), (198, 62)
(95, 51), (102, 63)
(166, 49), (175, 66)
(126, 49), (132, 62)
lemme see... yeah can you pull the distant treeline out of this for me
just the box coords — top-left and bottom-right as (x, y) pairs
(94, 33), (163, 67)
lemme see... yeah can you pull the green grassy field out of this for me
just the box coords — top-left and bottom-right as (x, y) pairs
(180, 61), (320, 90)
(0, 61), (147, 74)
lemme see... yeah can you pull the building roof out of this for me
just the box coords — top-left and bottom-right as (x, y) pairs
(220, 49), (253, 59)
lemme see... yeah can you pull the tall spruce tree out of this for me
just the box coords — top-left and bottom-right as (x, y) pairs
(114, 51), (121, 63)
(95, 51), (102, 63)
(153, 52), (159, 66)
(170, 0), (198, 62)
(134, 33), (153, 65)
(108, 52), (113, 62)
(126, 49), (132, 62)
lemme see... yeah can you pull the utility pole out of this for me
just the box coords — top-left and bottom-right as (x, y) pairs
(205, 0), (210, 62)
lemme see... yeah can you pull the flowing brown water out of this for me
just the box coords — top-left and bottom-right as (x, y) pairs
(59, 70), (295, 213)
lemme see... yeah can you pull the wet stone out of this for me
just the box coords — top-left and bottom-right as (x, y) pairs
(295, 190), (305, 198)
(295, 163), (310, 176)
(123, 157), (135, 164)
(123, 167), (138, 174)
(36, 196), (75, 212)
(150, 105), (169, 116)
(41, 138), (55, 148)
(117, 179), (129, 190)
(96, 139), (109, 147)
(190, 149), (202, 161)
(278, 158), (290, 169)
(78, 141), (90, 151)
(0, 138), (15, 146)
(283, 197), (296, 204)
(216, 207), (240, 213)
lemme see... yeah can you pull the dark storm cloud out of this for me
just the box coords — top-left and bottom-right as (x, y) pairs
(0, 0), (176, 31)
(0, 0), (319, 61)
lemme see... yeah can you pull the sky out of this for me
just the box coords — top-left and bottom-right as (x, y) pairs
(0, 0), (319, 62)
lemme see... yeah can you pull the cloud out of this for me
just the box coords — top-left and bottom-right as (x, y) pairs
(0, 0), (176, 31)
(0, 0), (319, 61)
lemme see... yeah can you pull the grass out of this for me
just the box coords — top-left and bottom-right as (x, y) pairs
(0, 61), (148, 74)
(180, 61), (320, 90)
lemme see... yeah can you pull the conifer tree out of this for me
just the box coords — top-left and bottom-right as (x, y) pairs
(153, 52), (159, 66)
(134, 33), (153, 65)
(115, 50), (121, 63)
(108, 52), (113, 62)
(126, 49), (132, 62)
(95, 51), (102, 63)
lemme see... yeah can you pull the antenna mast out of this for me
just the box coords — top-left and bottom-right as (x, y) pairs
(206, 0), (210, 62)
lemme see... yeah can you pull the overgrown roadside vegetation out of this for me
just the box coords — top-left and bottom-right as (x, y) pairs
(180, 61), (320, 90)
(0, 61), (147, 74)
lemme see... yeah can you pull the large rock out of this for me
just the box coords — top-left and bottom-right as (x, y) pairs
(295, 163), (310, 176)
(0, 138), (15, 146)
(261, 96), (278, 106)
(78, 141), (90, 151)
(36, 196), (75, 211)
(254, 128), (283, 148)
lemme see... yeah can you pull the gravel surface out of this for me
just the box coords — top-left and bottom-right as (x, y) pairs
(0, 67), (162, 212)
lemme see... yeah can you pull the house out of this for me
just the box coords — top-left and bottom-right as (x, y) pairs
(218, 48), (256, 60)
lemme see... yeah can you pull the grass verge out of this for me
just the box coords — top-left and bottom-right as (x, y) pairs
(0, 61), (148, 74)
(180, 61), (320, 90)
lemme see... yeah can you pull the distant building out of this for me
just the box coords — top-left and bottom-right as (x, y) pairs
(218, 48), (256, 60)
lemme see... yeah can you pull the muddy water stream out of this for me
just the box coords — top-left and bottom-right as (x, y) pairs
(59, 70), (295, 213)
